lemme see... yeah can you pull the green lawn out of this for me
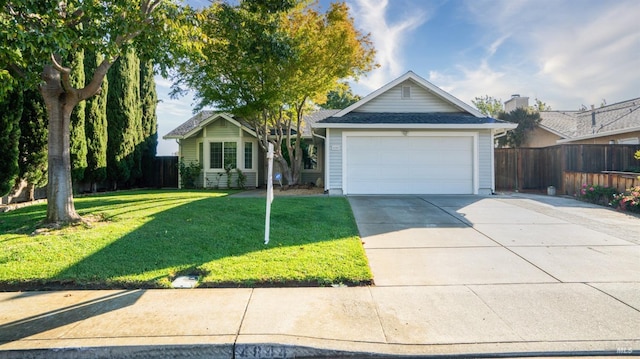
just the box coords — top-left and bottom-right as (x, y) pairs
(0, 190), (372, 289)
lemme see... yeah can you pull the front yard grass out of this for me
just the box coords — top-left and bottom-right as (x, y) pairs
(0, 190), (372, 289)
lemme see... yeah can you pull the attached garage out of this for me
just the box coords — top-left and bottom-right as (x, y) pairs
(344, 133), (476, 195)
(311, 71), (517, 196)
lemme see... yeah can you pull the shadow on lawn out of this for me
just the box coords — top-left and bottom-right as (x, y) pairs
(50, 195), (364, 289)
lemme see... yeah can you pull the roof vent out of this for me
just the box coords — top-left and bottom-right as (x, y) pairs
(511, 94), (520, 98)
(402, 86), (411, 99)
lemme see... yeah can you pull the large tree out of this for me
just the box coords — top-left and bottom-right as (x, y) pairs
(175, 0), (376, 185)
(0, 88), (22, 197)
(472, 95), (503, 118)
(2, 0), (199, 223)
(140, 58), (158, 186)
(18, 90), (49, 201)
(319, 82), (361, 110)
(84, 50), (109, 192)
(497, 108), (542, 148)
(69, 50), (88, 184)
(107, 48), (142, 188)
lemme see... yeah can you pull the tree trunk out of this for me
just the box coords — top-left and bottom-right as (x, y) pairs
(41, 65), (81, 223)
(27, 182), (35, 202)
(274, 155), (293, 187)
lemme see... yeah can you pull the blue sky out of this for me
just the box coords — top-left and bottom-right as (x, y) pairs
(155, 0), (640, 155)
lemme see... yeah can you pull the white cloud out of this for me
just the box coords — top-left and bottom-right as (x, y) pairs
(348, 0), (428, 91)
(453, 0), (640, 109)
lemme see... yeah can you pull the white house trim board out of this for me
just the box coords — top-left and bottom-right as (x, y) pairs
(340, 131), (479, 195)
(314, 123), (517, 131)
(174, 113), (258, 140)
(334, 71), (485, 118)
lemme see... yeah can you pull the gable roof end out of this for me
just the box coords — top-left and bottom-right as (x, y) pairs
(334, 71), (485, 118)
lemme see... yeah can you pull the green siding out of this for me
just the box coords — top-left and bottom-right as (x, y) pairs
(205, 119), (239, 138)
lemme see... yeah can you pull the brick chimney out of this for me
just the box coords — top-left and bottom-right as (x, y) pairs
(504, 94), (529, 113)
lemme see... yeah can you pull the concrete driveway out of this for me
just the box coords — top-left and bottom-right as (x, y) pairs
(350, 194), (640, 286)
(348, 194), (640, 352)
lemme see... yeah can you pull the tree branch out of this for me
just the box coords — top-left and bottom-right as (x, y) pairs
(50, 54), (75, 94)
(77, 57), (113, 101)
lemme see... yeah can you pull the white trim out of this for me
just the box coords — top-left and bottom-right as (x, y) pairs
(168, 112), (258, 140)
(333, 71), (485, 118)
(340, 130), (479, 195)
(313, 122), (517, 130)
(557, 126), (640, 143)
(490, 131), (496, 193)
(324, 128), (330, 192)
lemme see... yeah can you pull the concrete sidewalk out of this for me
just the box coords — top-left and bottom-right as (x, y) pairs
(1, 194), (639, 358)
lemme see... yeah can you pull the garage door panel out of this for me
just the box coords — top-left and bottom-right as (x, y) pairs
(346, 135), (474, 195)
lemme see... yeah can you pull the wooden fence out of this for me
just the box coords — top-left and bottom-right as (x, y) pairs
(495, 144), (640, 194)
(148, 156), (179, 188)
(564, 171), (639, 196)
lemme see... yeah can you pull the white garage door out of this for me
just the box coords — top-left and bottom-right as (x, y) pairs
(345, 135), (474, 194)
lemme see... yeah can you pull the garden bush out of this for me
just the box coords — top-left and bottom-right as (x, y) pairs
(579, 183), (617, 206)
(611, 185), (640, 213)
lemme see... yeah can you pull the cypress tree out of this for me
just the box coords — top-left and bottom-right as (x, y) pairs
(0, 89), (22, 197)
(69, 50), (88, 184)
(84, 50), (109, 191)
(18, 90), (48, 201)
(107, 47), (141, 188)
(140, 58), (158, 186)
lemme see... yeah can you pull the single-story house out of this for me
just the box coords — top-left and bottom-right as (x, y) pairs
(506, 95), (640, 147)
(164, 71), (517, 195)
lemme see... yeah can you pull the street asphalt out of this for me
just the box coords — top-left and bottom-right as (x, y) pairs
(0, 193), (638, 358)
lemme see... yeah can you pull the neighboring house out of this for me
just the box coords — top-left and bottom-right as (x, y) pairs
(314, 71), (516, 195)
(164, 111), (332, 188)
(165, 71), (517, 194)
(507, 95), (640, 147)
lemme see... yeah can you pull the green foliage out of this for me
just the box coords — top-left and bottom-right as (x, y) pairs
(178, 159), (202, 189)
(635, 150), (640, 160)
(69, 50), (88, 183)
(531, 98), (551, 112)
(472, 95), (503, 118)
(319, 82), (361, 109)
(1, 0), (202, 97)
(236, 168), (247, 189)
(18, 90), (48, 188)
(578, 183), (618, 206)
(84, 50), (109, 187)
(611, 186), (640, 213)
(0, 87), (22, 196)
(224, 160), (235, 189)
(174, 0), (375, 185)
(107, 47), (141, 187)
(140, 58), (158, 186)
(497, 107), (541, 148)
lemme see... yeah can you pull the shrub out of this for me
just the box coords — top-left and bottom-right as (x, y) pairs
(236, 168), (246, 189)
(611, 185), (640, 213)
(178, 159), (202, 189)
(579, 183), (617, 206)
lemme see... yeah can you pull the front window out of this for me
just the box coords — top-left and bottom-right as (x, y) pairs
(303, 144), (318, 170)
(224, 142), (237, 169)
(244, 142), (253, 169)
(210, 142), (237, 169)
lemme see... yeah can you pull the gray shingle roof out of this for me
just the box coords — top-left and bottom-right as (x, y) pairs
(164, 109), (340, 139)
(539, 97), (640, 139)
(318, 112), (509, 124)
(538, 111), (579, 138)
(164, 111), (217, 138)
